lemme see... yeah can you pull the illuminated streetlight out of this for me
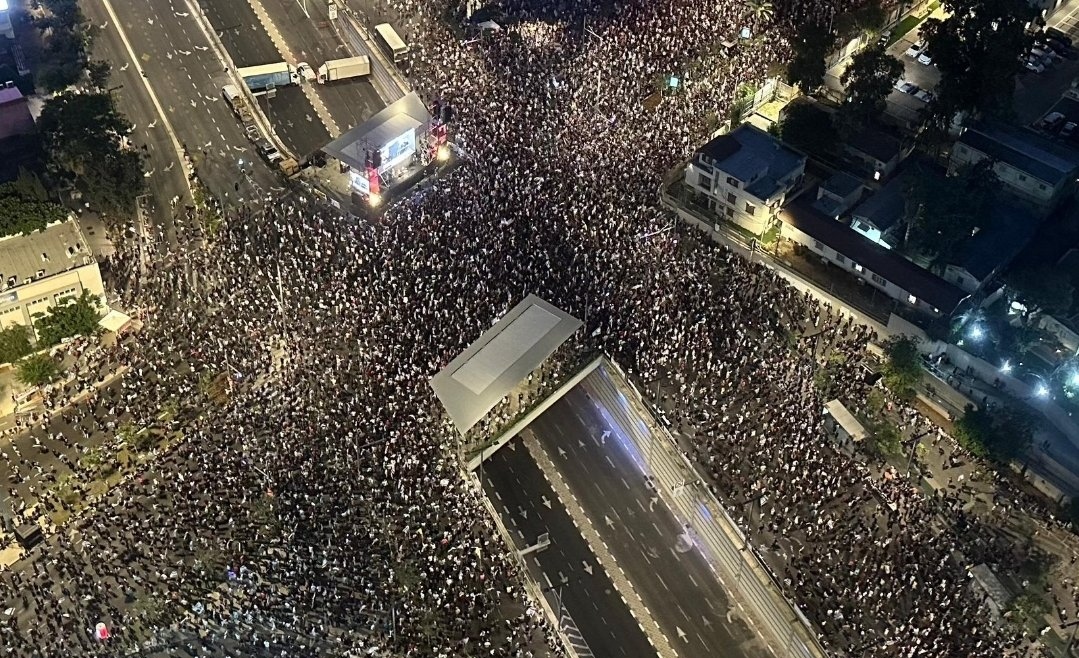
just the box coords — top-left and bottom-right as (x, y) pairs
(368, 192), (382, 207)
(436, 145), (450, 162)
(1035, 383), (1050, 399)
(968, 325), (985, 341)
(1000, 361), (1012, 375)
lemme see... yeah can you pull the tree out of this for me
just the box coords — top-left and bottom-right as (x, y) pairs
(16, 353), (60, 387)
(0, 325), (33, 364)
(954, 404), (1033, 462)
(787, 21), (833, 92)
(0, 180), (67, 237)
(903, 161), (997, 266)
(32, 290), (103, 346)
(921, 0), (1035, 127)
(35, 25), (85, 92)
(953, 404), (993, 458)
(727, 84), (756, 128)
(746, 0), (774, 22)
(38, 92), (145, 216)
(835, 0), (888, 40)
(1006, 265), (1075, 318)
(87, 60), (111, 90)
(882, 335), (923, 399)
(840, 44), (904, 128)
(779, 102), (839, 158)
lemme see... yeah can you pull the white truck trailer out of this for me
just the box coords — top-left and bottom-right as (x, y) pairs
(317, 56), (371, 84)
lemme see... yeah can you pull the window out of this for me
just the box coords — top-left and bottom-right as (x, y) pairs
(700, 175), (712, 189)
(1018, 174), (1027, 182)
(853, 263), (864, 273)
(957, 145), (968, 155)
(724, 206), (734, 218)
(745, 203), (756, 216)
(871, 273), (886, 286)
(1038, 183), (1047, 190)
(726, 176), (739, 188)
(954, 275), (965, 287)
(907, 294), (917, 305)
(726, 192), (737, 204)
(836, 254), (846, 264)
(813, 240), (824, 250)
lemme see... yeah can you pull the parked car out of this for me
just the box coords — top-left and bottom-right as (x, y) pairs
(1047, 27), (1073, 47)
(1025, 59), (1046, 73)
(917, 51), (933, 65)
(894, 79), (919, 94)
(905, 40), (926, 58)
(1062, 122), (1077, 138)
(914, 88), (935, 103)
(1036, 111), (1066, 130)
(1031, 47), (1058, 63)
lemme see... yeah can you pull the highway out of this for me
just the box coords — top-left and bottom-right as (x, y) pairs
(88, 0), (278, 210)
(526, 384), (772, 658)
(480, 442), (656, 658)
(193, 0), (333, 157)
(84, 2), (190, 249)
(251, 0), (384, 130)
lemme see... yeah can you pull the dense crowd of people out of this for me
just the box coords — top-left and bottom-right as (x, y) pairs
(0, 0), (1064, 656)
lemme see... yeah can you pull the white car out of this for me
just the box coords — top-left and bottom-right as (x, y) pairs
(914, 88), (935, 103)
(295, 62), (315, 82)
(917, 52), (933, 66)
(1062, 122), (1077, 138)
(894, 79), (919, 95)
(1026, 59), (1046, 73)
(905, 41), (925, 58)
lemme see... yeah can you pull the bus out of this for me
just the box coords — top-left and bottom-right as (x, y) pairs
(374, 23), (409, 63)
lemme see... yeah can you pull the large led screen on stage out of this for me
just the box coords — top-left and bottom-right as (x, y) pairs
(379, 130), (416, 172)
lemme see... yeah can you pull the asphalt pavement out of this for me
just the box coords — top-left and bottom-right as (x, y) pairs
(90, 0), (278, 207)
(83, 3), (190, 249)
(192, 0), (332, 157)
(527, 386), (771, 658)
(253, 0), (384, 130)
(480, 443), (656, 658)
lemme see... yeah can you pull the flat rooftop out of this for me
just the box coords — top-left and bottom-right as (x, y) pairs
(430, 294), (582, 435)
(0, 219), (94, 289)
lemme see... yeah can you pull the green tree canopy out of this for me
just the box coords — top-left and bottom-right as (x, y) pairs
(38, 92), (145, 216)
(0, 176), (67, 238)
(0, 325), (33, 364)
(835, 0), (888, 40)
(32, 290), (103, 346)
(87, 60), (111, 90)
(954, 404), (1034, 462)
(1006, 265), (1075, 318)
(903, 161), (997, 267)
(882, 335), (924, 399)
(787, 22), (834, 93)
(780, 102), (839, 157)
(840, 44), (904, 128)
(921, 0), (1034, 126)
(16, 353), (60, 387)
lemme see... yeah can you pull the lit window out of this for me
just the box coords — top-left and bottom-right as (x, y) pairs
(907, 294), (917, 305)
(853, 263), (864, 273)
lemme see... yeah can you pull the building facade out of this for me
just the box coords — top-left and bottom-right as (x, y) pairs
(684, 124), (806, 235)
(0, 219), (105, 335)
(949, 122), (1079, 218)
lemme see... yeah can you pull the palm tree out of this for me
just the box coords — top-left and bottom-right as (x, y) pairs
(747, 0), (774, 22)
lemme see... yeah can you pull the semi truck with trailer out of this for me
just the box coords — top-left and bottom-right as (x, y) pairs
(317, 56), (371, 84)
(237, 62), (299, 91)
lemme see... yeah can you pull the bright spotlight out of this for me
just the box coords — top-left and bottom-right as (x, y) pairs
(1069, 372), (1079, 388)
(968, 325), (985, 341)
(1000, 361), (1012, 375)
(368, 192), (382, 207)
(436, 145), (450, 162)
(1035, 384), (1050, 399)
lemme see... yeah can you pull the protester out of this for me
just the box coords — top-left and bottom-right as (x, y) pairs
(0, 1), (1053, 656)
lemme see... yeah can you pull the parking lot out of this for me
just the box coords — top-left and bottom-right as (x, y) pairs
(883, 27), (943, 128)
